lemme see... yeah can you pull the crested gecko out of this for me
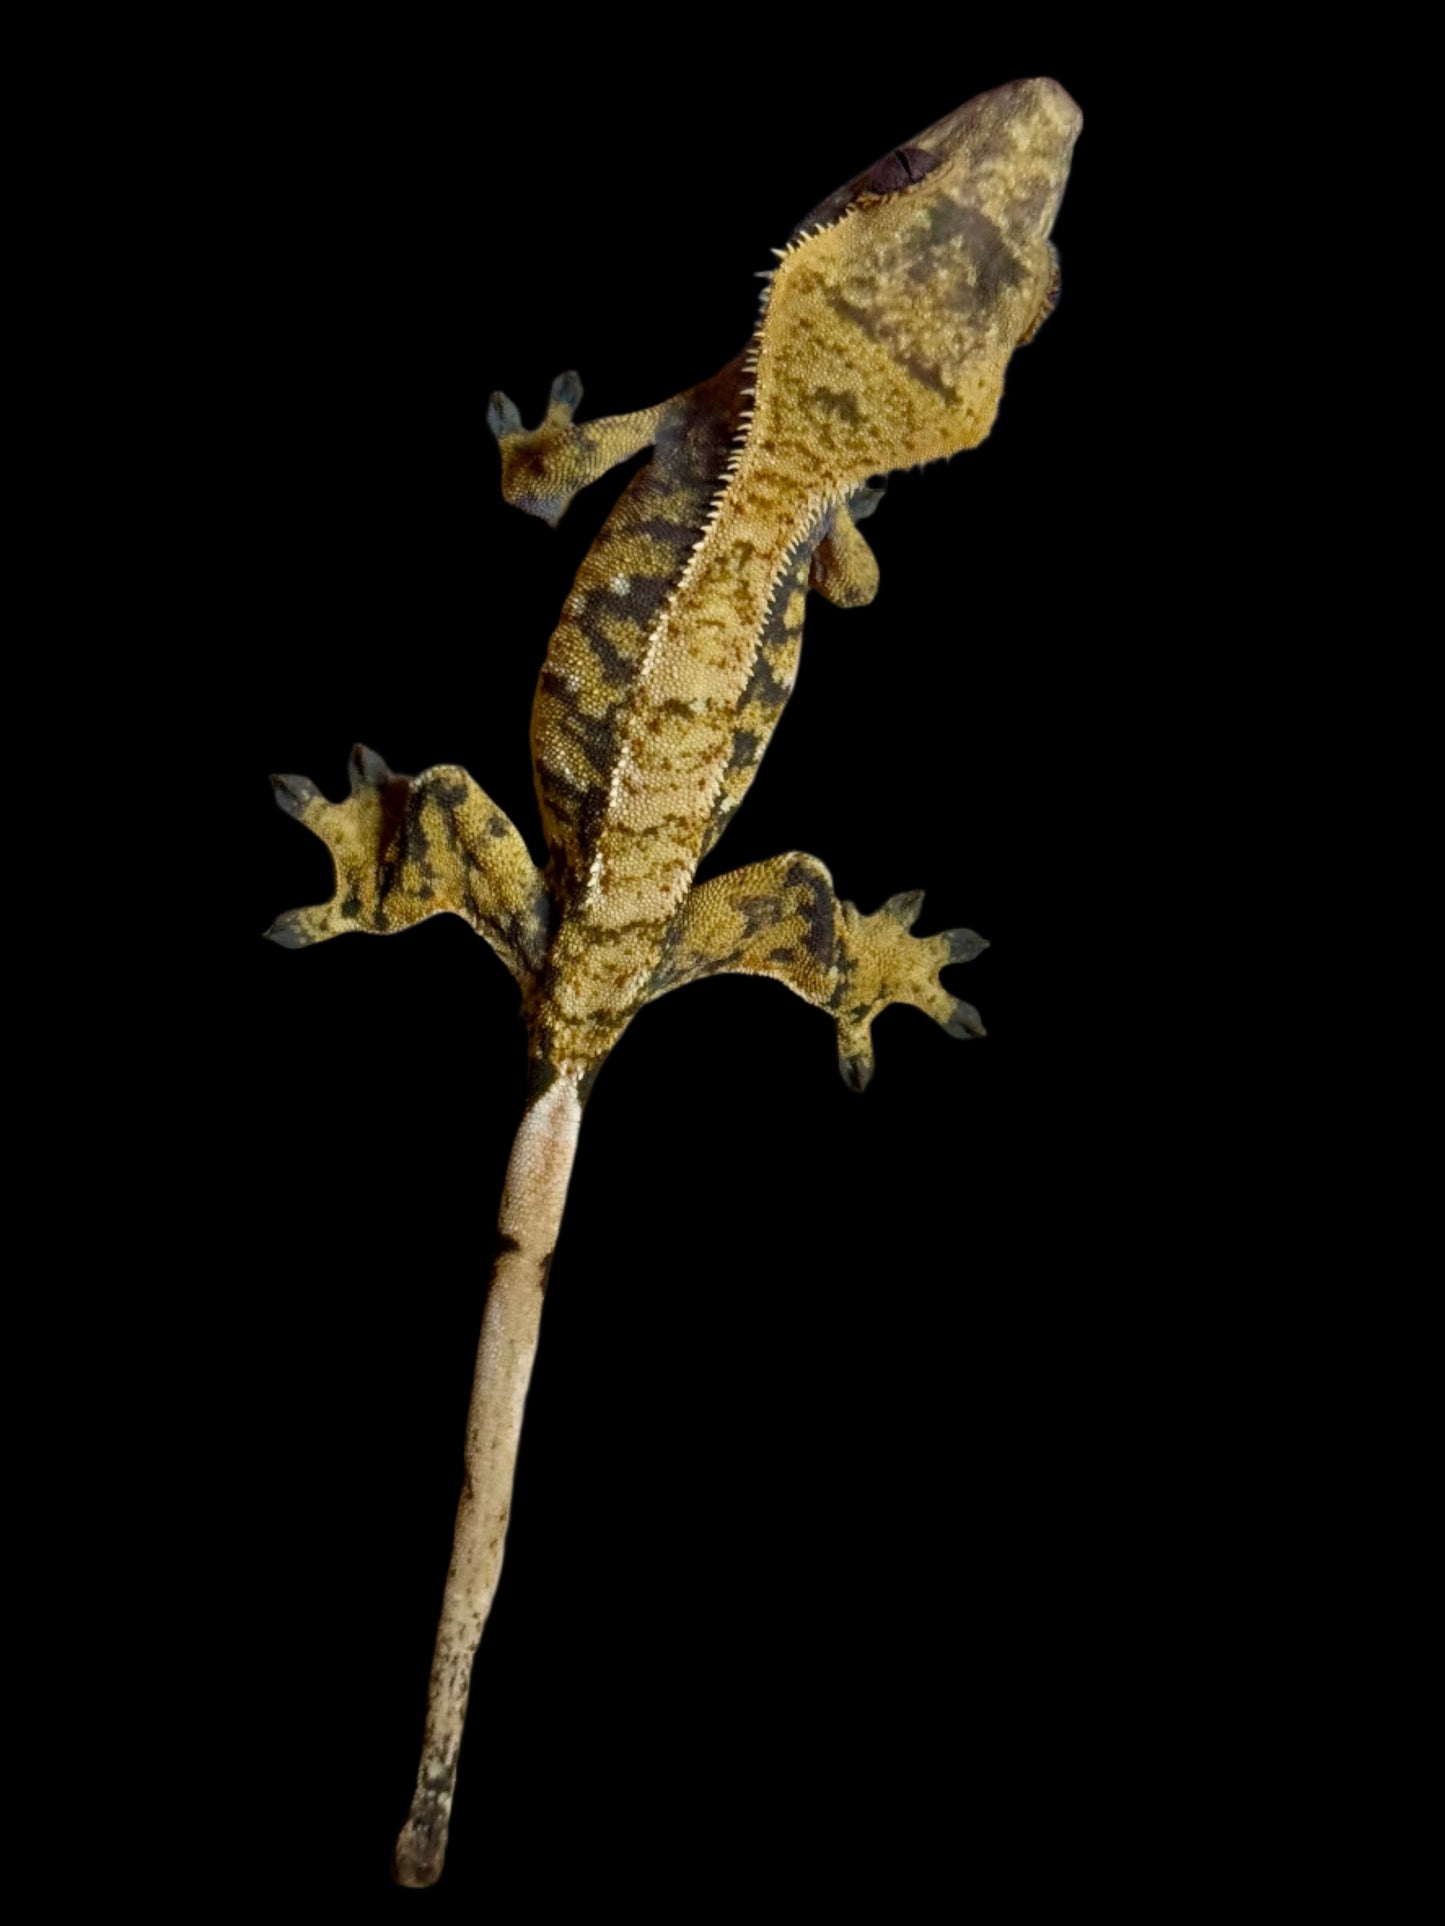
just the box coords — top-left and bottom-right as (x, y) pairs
(266, 75), (1081, 1886)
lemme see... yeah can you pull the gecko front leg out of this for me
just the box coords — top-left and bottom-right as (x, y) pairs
(266, 743), (551, 985)
(809, 489), (885, 608)
(486, 372), (672, 528)
(651, 854), (986, 1090)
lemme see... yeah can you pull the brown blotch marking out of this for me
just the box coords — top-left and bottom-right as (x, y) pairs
(405, 801), (433, 868)
(726, 728), (760, 773)
(828, 952), (857, 1011)
(944, 203), (1027, 307)
(786, 859), (837, 969)
(811, 387), (862, 424)
(537, 760), (604, 836)
(737, 892), (782, 938)
(579, 622), (636, 688)
(817, 285), (952, 399)
(590, 808), (695, 845)
(525, 1055), (560, 1103)
(738, 648), (790, 714)
(371, 777), (411, 905)
(430, 773), (468, 811)
(630, 513), (700, 554)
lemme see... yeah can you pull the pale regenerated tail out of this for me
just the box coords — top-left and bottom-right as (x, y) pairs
(392, 1072), (583, 1887)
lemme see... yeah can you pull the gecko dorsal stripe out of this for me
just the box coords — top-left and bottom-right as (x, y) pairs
(266, 76), (1080, 1887)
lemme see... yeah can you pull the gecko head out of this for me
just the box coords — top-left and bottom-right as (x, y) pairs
(753, 78), (1082, 486)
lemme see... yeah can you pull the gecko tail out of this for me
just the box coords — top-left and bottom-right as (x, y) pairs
(393, 1066), (585, 1888)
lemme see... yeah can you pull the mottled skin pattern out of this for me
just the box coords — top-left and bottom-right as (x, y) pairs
(266, 77), (1080, 1886)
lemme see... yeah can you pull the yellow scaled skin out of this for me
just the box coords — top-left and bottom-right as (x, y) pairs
(267, 77), (1081, 1887)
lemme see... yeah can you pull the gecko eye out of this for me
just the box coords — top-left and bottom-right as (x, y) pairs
(861, 145), (939, 195)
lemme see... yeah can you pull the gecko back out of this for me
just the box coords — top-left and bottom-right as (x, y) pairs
(486, 77), (1081, 1073)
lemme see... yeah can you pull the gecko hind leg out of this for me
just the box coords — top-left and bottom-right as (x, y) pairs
(486, 372), (669, 528)
(652, 853), (986, 1091)
(265, 744), (552, 986)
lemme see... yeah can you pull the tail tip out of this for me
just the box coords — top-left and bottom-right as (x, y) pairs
(393, 1797), (451, 1889)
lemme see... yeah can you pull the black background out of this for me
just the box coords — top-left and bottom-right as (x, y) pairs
(176, 23), (1209, 1911)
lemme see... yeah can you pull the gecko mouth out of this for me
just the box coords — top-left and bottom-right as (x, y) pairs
(1020, 246), (1061, 344)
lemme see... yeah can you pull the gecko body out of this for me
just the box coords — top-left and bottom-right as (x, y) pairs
(267, 76), (1081, 1886)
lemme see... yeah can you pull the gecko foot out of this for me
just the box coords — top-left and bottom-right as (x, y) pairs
(263, 744), (408, 948)
(833, 891), (987, 1090)
(265, 745), (551, 978)
(486, 371), (586, 527)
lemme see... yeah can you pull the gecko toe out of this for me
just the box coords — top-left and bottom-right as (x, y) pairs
(944, 997), (985, 1040)
(547, 370), (583, 418)
(486, 390), (523, 441)
(348, 743), (391, 793)
(838, 1043), (875, 1092)
(881, 888), (925, 930)
(269, 772), (323, 819)
(263, 909), (317, 949)
(945, 927), (989, 965)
